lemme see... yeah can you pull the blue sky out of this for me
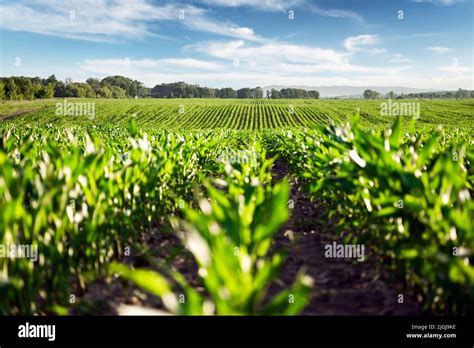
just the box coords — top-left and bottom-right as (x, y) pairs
(0, 0), (472, 89)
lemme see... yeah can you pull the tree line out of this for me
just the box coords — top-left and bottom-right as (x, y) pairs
(150, 82), (265, 98)
(2, 75), (470, 101)
(0, 75), (148, 100)
(267, 88), (320, 99)
(0, 75), (320, 100)
(362, 89), (473, 100)
(148, 82), (320, 99)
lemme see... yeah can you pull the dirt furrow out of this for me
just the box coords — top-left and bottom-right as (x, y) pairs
(271, 160), (421, 315)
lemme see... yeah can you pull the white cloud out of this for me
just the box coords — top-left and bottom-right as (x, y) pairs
(77, 57), (470, 90)
(310, 6), (363, 22)
(0, 3), (151, 42)
(412, 0), (462, 5)
(393, 32), (447, 39)
(343, 35), (385, 55)
(389, 54), (413, 63)
(80, 58), (224, 74)
(182, 14), (263, 41)
(78, 35), (411, 84)
(198, 0), (303, 11)
(160, 58), (223, 70)
(344, 35), (379, 50)
(199, 0), (363, 21)
(192, 40), (347, 64)
(0, 0), (262, 42)
(426, 46), (453, 54)
(277, 62), (411, 75)
(438, 65), (473, 73)
(75, 39), (415, 88)
(186, 39), (413, 79)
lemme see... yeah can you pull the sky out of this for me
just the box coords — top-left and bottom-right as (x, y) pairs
(0, 0), (473, 89)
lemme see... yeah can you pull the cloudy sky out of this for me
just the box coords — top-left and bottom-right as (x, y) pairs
(0, 0), (472, 89)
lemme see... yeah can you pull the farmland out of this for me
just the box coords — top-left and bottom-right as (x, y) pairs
(0, 98), (473, 316)
(1, 98), (473, 130)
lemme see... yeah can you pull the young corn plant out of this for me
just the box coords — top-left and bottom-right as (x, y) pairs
(111, 154), (313, 315)
(0, 124), (212, 314)
(273, 115), (474, 313)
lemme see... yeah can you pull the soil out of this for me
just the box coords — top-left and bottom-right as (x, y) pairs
(269, 159), (421, 315)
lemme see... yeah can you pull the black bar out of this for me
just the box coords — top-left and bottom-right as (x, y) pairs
(0, 316), (472, 346)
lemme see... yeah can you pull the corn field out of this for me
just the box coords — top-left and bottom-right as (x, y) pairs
(0, 99), (473, 315)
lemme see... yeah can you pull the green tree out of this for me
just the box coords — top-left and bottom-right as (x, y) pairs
(17, 77), (35, 100)
(86, 78), (102, 96)
(237, 88), (252, 98)
(36, 83), (54, 99)
(83, 84), (96, 98)
(456, 88), (470, 99)
(111, 86), (127, 98)
(253, 87), (264, 99)
(363, 89), (380, 100)
(100, 85), (113, 98)
(4, 78), (19, 100)
(54, 81), (66, 97)
(44, 83), (55, 98)
(270, 88), (280, 99)
(66, 83), (86, 97)
(217, 87), (237, 98)
(46, 74), (58, 85)
(101, 75), (143, 97)
(0, 81), (5, 100)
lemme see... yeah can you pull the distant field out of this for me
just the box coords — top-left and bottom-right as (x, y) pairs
(1, 98), (473, 130)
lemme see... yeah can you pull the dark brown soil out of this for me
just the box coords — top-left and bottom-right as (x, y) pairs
(270, 159), (421, 315)
(73, 225), (200, 315)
